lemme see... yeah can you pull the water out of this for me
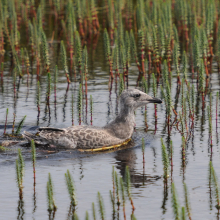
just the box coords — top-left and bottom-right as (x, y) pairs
(1, 37), (220, 220)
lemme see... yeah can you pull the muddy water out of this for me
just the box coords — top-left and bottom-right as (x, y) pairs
(1, 41), (220, 219)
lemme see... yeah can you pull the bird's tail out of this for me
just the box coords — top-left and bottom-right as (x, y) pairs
(23, 131), (49, 145)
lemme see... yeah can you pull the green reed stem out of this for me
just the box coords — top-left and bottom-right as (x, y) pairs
(85, 211), (89, 220)
(181, 207), (186, 220)
(47, 71), (51, 103)
(115, 171), (120, 206)
(131, 214), (137, 220)
(92, 202), (96, 220)
(37, 81), (41, 112)
(183, 182), (192, 220)
(97, 192), (105, 220)
(65, 169), (77, 206)
(73, 213), (79, 220)
(125, 166), (135, 210)
(12, 113), (16, 134)
(90, 95), (93, 125)
(110, 190), (115, 214)
(216, 92), (219, 128)
(71, 94), (74, 126)
(161, 138), (169, 180)
(15, 115), (26, 135)
(119, 74), (124, 95)
(210, 162), (220, 209)
(61, 40), (71, 83)
(78, 83), (82, 125)
(41, 29), (50, 72)
(47, 173), (57, 211)
(120, 176), (126, 219)
(171, 182), (180, 220)
(182, 51), (188, 83)
(16, 149), (24, 195)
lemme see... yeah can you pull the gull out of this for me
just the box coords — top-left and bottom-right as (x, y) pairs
(23, 89), (162, 151)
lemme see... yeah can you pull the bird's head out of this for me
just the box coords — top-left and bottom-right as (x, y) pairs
(120, 89), (162, 112)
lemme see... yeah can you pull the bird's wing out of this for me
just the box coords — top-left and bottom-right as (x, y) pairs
(39, 125), (125, 149)
(66, 126), (124, 149)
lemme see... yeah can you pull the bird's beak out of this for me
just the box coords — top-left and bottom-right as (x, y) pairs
(148, 97), (162, 104)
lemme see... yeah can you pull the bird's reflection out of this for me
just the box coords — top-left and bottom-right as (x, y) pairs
(114, 140), (161, 188)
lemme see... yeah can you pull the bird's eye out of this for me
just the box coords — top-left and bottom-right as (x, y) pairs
(132, 94), (141, 98)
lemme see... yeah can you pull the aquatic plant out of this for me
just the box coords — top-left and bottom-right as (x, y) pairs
(216, 92), (219, 129)
(92, 202), (96, 220)
(85, 211), (89, 220)
(103, 28), (113, 79)
(31, 140), (36, 184)
(114, 171), (120, 206)
(161, 138), (169, 180)
(78, 83), (83, 125)
(16, 149), (24, 197)
(71, 93), (74, 126)
(41, 29), (50, 73)
(15, 115), (27, 135)
(109, 190), (115, 215)
(61, 40), (71, 84)
(3, 108), (8, 135)
(119, 74), (124, 95)
(125, 166), (135, 211)
(181, 207), (186, 220)
(65, 169), (77, 206)
(209, 162), (220, 209)
(120, 176), (126, 219)
(36, 81), (41, 113)
(0, 146), (8, 151)
(183, 183), (192, 220)
(73, 213), (79, 220)
(142, 137), (145, 164)
(46, 71), (51, 105)
(171, 182), (180, 220)
(97, 192), (105, 220)
(47, 173), (57, 212)
(131, 214), (137, 220)
(90, 95), (93, 125)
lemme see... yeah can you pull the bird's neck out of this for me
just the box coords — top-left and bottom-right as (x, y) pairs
(118, 105), (135, 124)
(104, 106), (136, 140)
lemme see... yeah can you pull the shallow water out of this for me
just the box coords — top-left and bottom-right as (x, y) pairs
(1, 38), (220, 220)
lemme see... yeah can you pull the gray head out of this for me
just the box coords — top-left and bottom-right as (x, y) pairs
(120, 89), (162, 113)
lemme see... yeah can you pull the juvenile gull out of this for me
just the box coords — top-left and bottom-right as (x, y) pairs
(23, 89), (162, 150)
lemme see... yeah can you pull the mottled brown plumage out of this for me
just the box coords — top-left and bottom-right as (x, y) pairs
(23, 89), (162, 149)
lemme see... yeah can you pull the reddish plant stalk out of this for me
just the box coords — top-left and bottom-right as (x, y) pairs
(154, 104), (157, 134)
(12, 113), (16, 134)
(216, 96), (218, 131)
(3, 109), (8, 135)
